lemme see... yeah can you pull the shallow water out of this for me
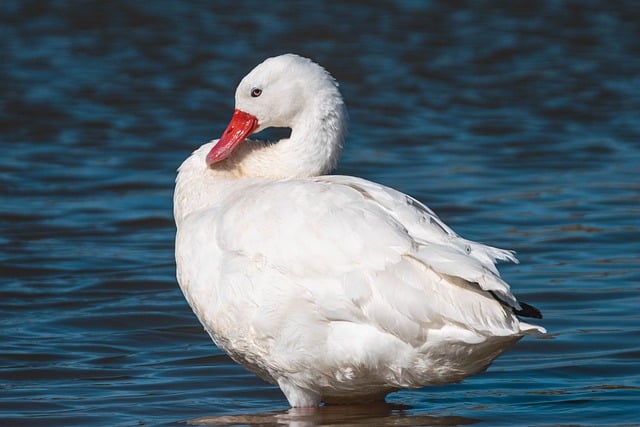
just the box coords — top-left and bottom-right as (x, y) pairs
(2, 1), (639, 426)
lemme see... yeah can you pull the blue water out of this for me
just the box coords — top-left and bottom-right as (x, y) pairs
(2, 1), (639, 426)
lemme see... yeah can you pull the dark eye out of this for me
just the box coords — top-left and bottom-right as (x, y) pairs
(251, 88), (262, 97)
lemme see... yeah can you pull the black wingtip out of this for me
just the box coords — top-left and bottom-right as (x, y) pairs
(515, 301), (543, 319)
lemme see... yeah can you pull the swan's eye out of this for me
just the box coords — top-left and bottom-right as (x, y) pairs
(251, 88), (262, 97)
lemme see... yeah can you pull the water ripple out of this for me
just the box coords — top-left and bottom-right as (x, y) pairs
(2, 1), (640, 425)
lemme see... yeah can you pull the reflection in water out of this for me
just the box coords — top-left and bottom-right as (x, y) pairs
(187, 403), (479, 426)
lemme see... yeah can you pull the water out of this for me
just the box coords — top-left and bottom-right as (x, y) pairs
(2, 1), (639, 425)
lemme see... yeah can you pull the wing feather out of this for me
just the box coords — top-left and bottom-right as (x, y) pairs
(175, 175), (543, 388)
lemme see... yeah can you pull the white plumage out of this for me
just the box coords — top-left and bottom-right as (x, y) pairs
(174, 54), (545, 407)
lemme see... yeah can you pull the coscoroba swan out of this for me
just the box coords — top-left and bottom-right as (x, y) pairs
(174, 53), (544, 407)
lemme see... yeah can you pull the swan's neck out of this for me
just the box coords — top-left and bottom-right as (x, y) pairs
(174, 97), (347, 222)
(217, 97), (346, 179)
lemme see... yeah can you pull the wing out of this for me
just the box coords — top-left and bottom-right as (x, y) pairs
(314, 175), (521, 307)
(177, 175), (532, 331)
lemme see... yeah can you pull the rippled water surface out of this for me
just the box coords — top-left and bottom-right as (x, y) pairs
(2, 1), (640, 426)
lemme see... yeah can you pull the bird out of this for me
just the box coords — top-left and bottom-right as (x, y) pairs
(173, 53), (545, 408)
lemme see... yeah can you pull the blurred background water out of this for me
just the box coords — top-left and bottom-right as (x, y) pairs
(1, 1), (639, 426)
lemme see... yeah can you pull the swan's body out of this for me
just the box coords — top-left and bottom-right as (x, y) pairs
(174, 54), (544, 407)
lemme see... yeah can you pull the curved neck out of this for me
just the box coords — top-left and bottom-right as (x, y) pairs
(175, 87), (347, 222)
(214, 95), (347, 179)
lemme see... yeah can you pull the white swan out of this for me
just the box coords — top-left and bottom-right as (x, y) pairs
(174, 53), (545, 407)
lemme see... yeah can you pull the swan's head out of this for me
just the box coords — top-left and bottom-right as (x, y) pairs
(206, 54), (345, 166)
